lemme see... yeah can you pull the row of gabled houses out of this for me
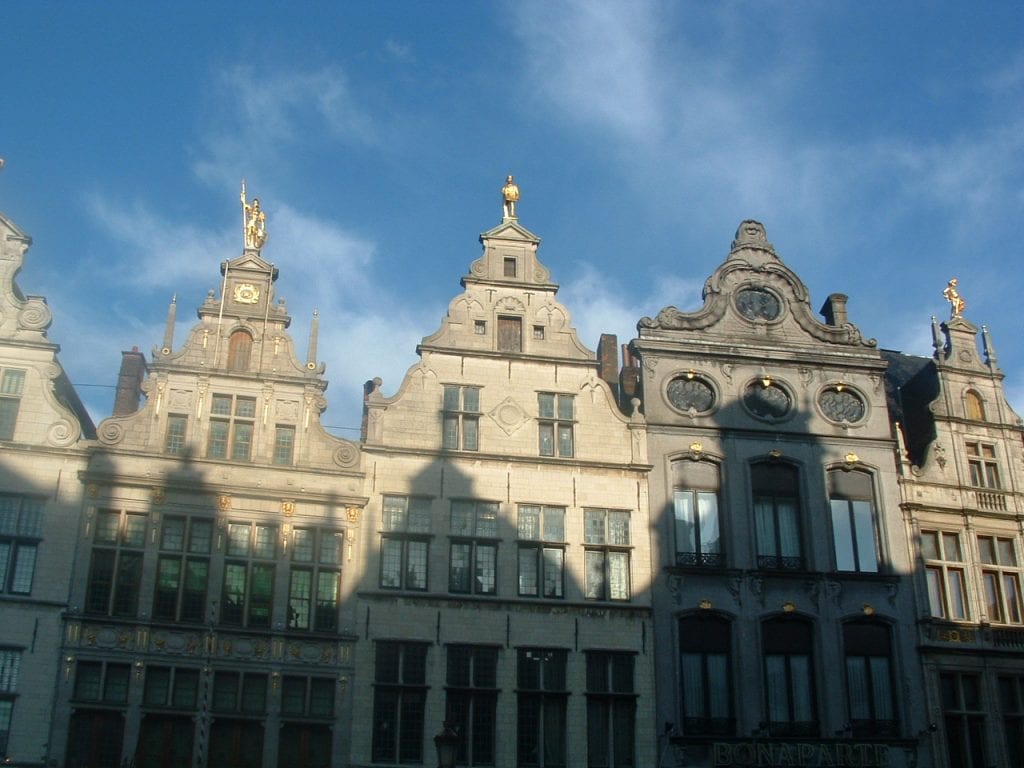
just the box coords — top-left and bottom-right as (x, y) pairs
(0, 182), (1021, 768)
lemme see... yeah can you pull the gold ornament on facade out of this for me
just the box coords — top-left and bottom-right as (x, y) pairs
(844, 452), (859, 467)
(218, 495), (231, 512)
(233, 283), (260, 304)
(782, 601), (796, 613)
(943, 278), (965, 318)
(281, 500), (296, 517)
(346, 506), (360, 523)
(151, 487), (166, 505)
(240, 180), (268, 250)
(86, 484), (99, 499)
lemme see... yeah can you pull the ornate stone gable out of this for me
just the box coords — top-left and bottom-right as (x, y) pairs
(639, 220), (876, 349)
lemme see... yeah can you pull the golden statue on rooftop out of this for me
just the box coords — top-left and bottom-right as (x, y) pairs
(240, 181), (267, 250)
(943, 277), (965, 318)
(502, 175), (519, 219)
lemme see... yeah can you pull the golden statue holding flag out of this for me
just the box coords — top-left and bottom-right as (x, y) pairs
(240, 181), (267, 250)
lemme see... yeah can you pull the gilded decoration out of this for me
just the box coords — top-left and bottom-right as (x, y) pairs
(217, 495), (231, 512)
(240, 181), (268, 249)
(233, 283), (260, 304)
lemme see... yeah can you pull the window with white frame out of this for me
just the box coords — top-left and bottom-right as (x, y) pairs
(752, 462), (803, 571)
(538, 393), (574, 458)
(86, 509), (147, 616)
(288, 528), (343, 631)
(517, 505), (565, 598)
(154, 516), (212, 623)
(966, 441), (1000, 489)
(829, 469), (880, 573)
(921, 530), (969, 620)
(0, 494), (43, 595)
(221, 522), (277, 627)
(380, 496), (431, 591)
(449, 500), (498, 595)
(979, 535), (1023, 625)
(207, 394), (256, 461)
(843, 621), (897, 737)
(0, 369), (25, 441)
(673, 460), (723, 567)
(583, 509), (630, 600)
(443, 385), (480, 451)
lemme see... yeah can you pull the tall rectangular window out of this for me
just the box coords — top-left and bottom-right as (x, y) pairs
(0, 648), (19, 756)
(843, 621), (896, 737)
(586, 652), (635, 768)
(979, 535), (1022, 624)
(446, 645), (498, 766)
(966, 441), (1000, 488)
(673, 460), (723, 567)
(86, 509), (147, 616)
(380, 496), (431, 591)
(498, 316), (523, 352)
(762, 618), (817, 737)
(154, 516), (212, 623)
(212, 671), (267, 714)
(829, 469), (880, 573)
(0, 494), (43, 594)
(941, 672), (987, 768)
(221, 522), (277, 627)
(207, 394), (256, 461)
(143, 666), (200, 710)
(517, 505), (565, 598)
(449, 500), (498, 595)
(752, 463), (802, 570)
(583, 509), (631, 601)
(372, 641), (428, 764)
(538, 394), (574, 458)
(273, 425), (295, 465)
(0, 369), (25, 440)
(517, 649), (567, 767)
(443, 385), (480, 451)
(288, 528), (343, 631)
(921, 530), (969, 620)
(679, 615), (733, 736)
(164, 414), (188, 455)
(999, 675), (1024, 767)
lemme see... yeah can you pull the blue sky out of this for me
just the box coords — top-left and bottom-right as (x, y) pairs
(3, 1), (1023, 433)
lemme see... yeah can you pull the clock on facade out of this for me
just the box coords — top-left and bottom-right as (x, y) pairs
(233, 283), (260, 304)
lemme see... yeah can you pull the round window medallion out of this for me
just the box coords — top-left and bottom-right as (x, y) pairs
(819, 387), (866, 424)
(666, 376), (715, 413)
(735, 288), (781, 321)
(743, 381), (791, 419)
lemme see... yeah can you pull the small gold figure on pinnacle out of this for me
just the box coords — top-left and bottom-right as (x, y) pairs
(240, 181), (268, 250)
(502, 175), (519, 219)
(943, 278), (965, 318)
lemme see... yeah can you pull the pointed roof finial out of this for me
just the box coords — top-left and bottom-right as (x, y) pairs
(306, 308), (320, 370)
(930, 315), (943, 357)
(501, 174), (519, 220)
(982, 325), (998, 366)
(161, 294), (177, 354)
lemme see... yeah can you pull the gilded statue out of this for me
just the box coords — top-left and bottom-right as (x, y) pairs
(502, 175), (519, 219)
(943, 278), (965, 318)
(240, 181), (267, 249)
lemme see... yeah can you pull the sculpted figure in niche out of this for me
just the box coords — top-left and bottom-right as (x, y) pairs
(943, 278), (965, 318)
(240, 181), (268, 249)
(502, 175), (520, 218)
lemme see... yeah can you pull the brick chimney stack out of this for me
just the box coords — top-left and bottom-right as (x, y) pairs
(112, 347), (147, 416)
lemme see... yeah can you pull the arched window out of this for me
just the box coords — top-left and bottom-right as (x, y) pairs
(965, 390), (986, 421)
(226, 330), (253, 372)
(673, 460), (723, 567)
(762, 616), (817, 737)
(751, 462), (802, 570)
(828, 469), (880, 573)
(843, 620), (897, 737)
(679, 613), (733, 736)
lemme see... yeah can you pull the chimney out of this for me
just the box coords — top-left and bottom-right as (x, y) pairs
(597, 334), (619, 396)
(112, 347), (147, 416)
(820, 293), (849, 326)
(619, 344), (641, 410)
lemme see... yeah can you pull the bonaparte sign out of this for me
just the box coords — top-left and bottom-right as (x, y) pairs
(712, 741), (890, 767)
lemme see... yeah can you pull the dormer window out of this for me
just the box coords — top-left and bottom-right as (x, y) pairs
(226, 330), (253, 372)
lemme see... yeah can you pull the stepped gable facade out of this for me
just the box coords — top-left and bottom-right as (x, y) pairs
(355, 204), (654, 768)
(52, 230), (366, 767)
(885, 311), (1024, 768)
(633, 220), (926, 767)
